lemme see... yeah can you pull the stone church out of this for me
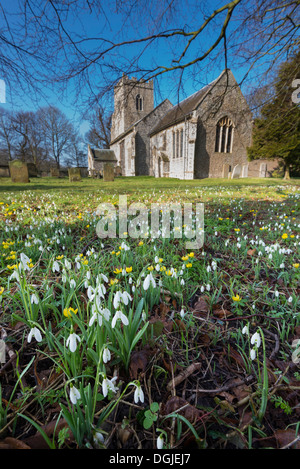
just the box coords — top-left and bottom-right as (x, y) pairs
(107, 70), (279, 179)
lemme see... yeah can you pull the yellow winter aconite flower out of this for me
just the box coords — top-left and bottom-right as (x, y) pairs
(282, 233), (288, 239)
(110, 278), (118, 285)
(56, 255), (64, 260)
(232, 294), (242, 302)
(0, 287), (4, 295)
(138, 241), (144, 246)
(114, 268), (122, 274)
(234, 228), (240, 232)
(63, 307), (78, 318)
(147, 265), (154, 271)
(186, 263), (192, 268)
(293, 263), (299, 269)
(126, 266), (132, 273)
(181, 255), (188, 261)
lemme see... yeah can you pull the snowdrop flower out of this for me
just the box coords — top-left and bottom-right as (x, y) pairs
(69, 384), (81, 405)
(113, 290), (131, 309)
(102, 375), (118, 397)
(250, 348), (256, 360)
(66, 332), (81, 353)
(52, 260), (60, 273)
(20, 253), (31, 271)
(103, 346), (111, 363)
(87, 285), (95, 300)
(251, 331), (261, 349)
(30, 293), (39, 304)
(112, 310), (129, 328)
(27, 327), (42, 343)
(288, 296), (293, 303)
(133, 382), (144, 403)
(143, 272), (156, 291)
(70, 279), (76, 289)
(157, 433), (164, 449)
(242, 324), (249, 336)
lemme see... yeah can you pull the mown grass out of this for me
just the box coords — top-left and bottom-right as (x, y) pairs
(0, 176), (299, 450)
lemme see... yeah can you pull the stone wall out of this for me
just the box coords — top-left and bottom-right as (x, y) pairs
(195, 70), (253, 179)
(247, 158), (284, 177)
(111, 76), (154, 142)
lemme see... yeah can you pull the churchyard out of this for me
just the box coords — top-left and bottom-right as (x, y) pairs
(0, 175), (299, 449)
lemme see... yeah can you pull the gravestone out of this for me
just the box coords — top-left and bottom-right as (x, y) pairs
(114, 165), (122, 177)
(231, 164), (242, 179)
(0, 165), (10, 177)
(68, 167), (82, 182)
(222, 163), (230, 179)
(103, 163), (114, 182)
(9, 160), (29, 183)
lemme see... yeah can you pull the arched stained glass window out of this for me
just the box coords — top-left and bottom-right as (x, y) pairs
(215, 116), (234, 153)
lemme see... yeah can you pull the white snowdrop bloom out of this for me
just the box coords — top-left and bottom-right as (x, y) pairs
(242, 324), (249, 336)
(103, 347), (111, 363)
(30, 293), (39, 304)
(206, 284), (211, 292)
(180, 279), (185, 286)
(275, 290), (280, 298)
(70, 279), (76, 288)
(157, 434), (164, 449)
(102, 376), (118, 397)
(250, 348), (256, 361)
(200, 285), (205, 293)
(87, 286), (95, 300)
(69, 385), (81, 405)
(288, 296), (293, 303)
(65, 259), (72, 270)
(27, 327), (42, 343)
(143, 273), (156, 291)
(112, 310), (129, 328)
(207, 266), (212, 273)
(180, 308), (185, 318)
(97, 283), (106, 298)
(251, 331), (261, 349)
(89, 309), (103, 327)
(52, 260), (60, 273)
(133, 383), (144, 404)
(66, 332), (81, 353)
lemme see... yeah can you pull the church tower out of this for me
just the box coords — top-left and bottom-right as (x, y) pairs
(110, 75), (154, 142)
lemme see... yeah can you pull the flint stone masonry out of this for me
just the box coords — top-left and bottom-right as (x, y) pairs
(103, 163), (115, 181)
(9, 160), (29, 183)
(68, 167), (82, 182)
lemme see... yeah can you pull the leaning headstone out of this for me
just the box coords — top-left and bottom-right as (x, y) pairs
(68, 167), (82, 182)
(9, 160), (29, 183)
(103, 163), (114, 182)
(231, 164), (242, 179)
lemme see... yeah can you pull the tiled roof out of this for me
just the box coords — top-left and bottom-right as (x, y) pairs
(150, 70), (226, 135)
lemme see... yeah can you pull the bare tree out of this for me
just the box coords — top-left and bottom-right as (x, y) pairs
(0, 107), (15, 161)
(0, 1), (299, 109)
(85, 106), (112, 149)
(38, 106), (74, 169)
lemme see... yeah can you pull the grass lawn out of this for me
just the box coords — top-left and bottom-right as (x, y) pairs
(0, 176), (299, 450)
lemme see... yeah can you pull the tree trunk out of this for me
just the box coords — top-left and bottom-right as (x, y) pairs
(284, 165), (290, 179)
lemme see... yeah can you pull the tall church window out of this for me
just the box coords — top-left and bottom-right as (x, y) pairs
(136, 94), (143, 111)
(215, 116), (234, 153)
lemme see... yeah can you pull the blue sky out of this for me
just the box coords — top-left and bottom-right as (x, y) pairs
(0, 0), (273, 137)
